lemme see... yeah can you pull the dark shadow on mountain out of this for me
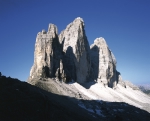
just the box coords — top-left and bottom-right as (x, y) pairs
(58, 37), (77, 83)
(62, 46), (77, 82)
(90, 45), (99, 81)
(64, 44), (100, 89)
(1, 74), (150, 121)
(80, 81), (96, 89)
(0, 75), (94, 121)
(51, 33), (61, 77)
(81, 45), (99, 89)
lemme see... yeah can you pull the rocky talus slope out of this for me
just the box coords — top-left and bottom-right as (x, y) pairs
(1, 75), (150, 121)
(0, 75), (95, 121)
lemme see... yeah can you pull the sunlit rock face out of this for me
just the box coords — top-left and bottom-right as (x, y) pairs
(28, 24), (61, 83)
(25, 18), (150, 118)
(28, 18), (91, 84)
(28, 17), (121, 88)
(59, 17), (91, 84)
(90, 37), (117, 88)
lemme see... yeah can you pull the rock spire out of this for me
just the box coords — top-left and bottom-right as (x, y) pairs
(59, 17), (91, 83)
(28, 17), (121, 88)
(90, 37), (117, 87)
(28, 24), (61, 83)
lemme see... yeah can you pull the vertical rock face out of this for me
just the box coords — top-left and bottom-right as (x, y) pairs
(29, 24), (61, 82)
(90, 37), (117, 87)
(28, 17), (122, 88)
(59, 17), (91, 83)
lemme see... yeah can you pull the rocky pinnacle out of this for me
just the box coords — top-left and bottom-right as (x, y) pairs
(28, 17), (120, 88)
(59, 17), (91, 83)
(90, 37), (117, 88)
(29, 24), (61, 83)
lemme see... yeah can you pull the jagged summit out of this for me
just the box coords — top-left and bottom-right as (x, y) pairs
(90, 37), (117, 87)
(29, 23), (60, 82)
(47, 23), (58, 35)
(75, 17), (84, 21)
(29, 17), (91, 84)
(93, 37), (106, 44)
(59, 17), (90, 83)
(27, 17), (150, 116)
(73, 17), (84, 25)
(28, 17), (119, 87)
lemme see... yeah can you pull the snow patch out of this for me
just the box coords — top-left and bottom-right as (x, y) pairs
(78, 103), (86, 110)
(78, 103), (94, 113)
(95, 109), (105, 117)
(87, 108), (94, 113)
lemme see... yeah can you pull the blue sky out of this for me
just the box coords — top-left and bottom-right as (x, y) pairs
(0, 0), (150, 84)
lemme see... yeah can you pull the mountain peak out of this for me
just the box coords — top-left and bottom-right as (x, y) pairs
(47, 23), (58, 36)
(58, 17), (90, 83)
(74, 17), (84, 22)
(93, 37), (107, 46)
(29, 17), (122, 87)
(72, 17), (85, 26)
(27, 17), (150, 118)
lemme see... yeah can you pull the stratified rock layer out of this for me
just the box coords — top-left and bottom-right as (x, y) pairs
(90, 37), (117, 87)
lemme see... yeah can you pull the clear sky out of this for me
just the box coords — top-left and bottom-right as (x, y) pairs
(0, 0), (150, 84)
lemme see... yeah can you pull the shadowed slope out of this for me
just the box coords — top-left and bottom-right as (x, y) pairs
(0, 75), (150, 121)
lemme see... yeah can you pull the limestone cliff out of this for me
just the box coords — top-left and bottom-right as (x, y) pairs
(28, 24), (61, 83)
(90, 37), (117, 88)
(58, 17), (91, 83)
(25, 18), (150, 117)
(28, 17), (122, 88)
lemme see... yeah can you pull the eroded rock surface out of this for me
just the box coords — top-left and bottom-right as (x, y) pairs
(59, 17), (91, 83)
(28, 24), (61, 83)
(25, 18), (150, 119)
(90, 37), (117, 87)
(28, 17), (123, 88)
